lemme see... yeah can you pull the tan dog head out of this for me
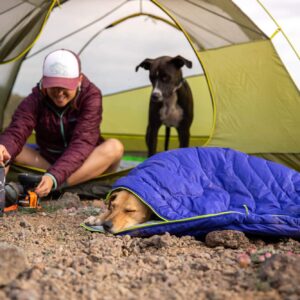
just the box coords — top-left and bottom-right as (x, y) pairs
(88, 190), (152, 233)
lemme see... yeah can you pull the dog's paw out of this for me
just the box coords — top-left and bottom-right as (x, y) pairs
(84, 216), (102, 226)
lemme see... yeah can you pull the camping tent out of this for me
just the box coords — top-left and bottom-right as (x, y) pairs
(1, 0), (300, 171)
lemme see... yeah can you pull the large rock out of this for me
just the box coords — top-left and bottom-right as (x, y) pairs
(0, 242), (29, 285)
(205, 230), (250, 249)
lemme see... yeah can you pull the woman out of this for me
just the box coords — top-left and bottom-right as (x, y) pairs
(0, 49), (124, 197)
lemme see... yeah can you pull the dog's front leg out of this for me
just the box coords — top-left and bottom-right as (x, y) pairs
(146, 101), (163, 157)
(177, 126), (190, 148)
(146, 124), (160, 157)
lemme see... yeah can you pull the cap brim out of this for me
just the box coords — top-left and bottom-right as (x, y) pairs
(42, 76), (80, 90)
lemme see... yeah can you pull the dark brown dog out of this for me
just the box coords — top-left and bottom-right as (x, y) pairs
(136, 55), (193, 157)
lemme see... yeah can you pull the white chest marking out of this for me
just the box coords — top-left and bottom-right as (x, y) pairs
(159, 93), (183, 128)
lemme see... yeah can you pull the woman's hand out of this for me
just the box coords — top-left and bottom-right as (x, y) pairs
(35, 174), (54, 197)
(0, 145), (11, 166)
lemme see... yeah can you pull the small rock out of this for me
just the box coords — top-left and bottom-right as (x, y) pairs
(0, 243), (29, 285)
(140, 233), (177, 249)
(237, 253), (251, 268)
(92, 199), (106, 209)
(19, 218), (32, 229)
(259, 254), (300, 296)
(8, 288), (40, 300)
(223, 266), (237, 275)
(58, 192), (81, 209)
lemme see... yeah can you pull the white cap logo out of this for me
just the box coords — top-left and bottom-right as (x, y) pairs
(42, 49), (81, 90)
(48, 63), (69, 76)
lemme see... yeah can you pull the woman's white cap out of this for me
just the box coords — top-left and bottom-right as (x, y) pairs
(42, 49), (81, 90)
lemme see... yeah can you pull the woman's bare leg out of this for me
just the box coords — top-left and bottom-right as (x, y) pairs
(14, 139), (123, 188)
(66, 138), (124, 186)
(15, 146), (51, 169)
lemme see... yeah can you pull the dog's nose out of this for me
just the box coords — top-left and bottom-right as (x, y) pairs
(151, 92), (162, 102)
(103, 220), (113, 232)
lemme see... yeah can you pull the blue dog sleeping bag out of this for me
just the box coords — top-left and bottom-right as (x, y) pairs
(87, 147), (300, 238)
(111, 147), (300, 238)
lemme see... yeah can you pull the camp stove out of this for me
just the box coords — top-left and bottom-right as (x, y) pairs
(1, 172), (42, 214)
(17, 173), (42, 209)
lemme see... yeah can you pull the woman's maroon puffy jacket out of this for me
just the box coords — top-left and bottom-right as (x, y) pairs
(0, 75), (104, 187)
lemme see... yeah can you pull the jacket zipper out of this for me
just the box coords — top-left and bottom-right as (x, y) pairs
(59, 107), (69, 148)
(45, 105), (70, 152)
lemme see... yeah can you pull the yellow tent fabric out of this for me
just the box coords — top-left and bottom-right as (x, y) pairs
(201, 40), (300, 153)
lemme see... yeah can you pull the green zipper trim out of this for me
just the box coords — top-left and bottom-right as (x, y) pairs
(106, 186), (244, 234)
(116, 210), (243, 234)
(243, 204), (249, 216)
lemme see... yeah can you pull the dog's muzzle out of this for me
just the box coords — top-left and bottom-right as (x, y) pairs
(151, 92), (163, 102)
(151, 84), (163, 102)
(102, 220), (113, 232)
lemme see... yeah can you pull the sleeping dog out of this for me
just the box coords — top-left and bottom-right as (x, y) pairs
(84, 190), (152, 233)
(136, 55), (194, 157)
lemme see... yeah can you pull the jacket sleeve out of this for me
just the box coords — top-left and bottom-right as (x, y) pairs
(47, 88), (102, 186)
(0, 93), (38, 160)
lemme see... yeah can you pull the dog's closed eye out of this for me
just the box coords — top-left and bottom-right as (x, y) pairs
(109, 194), (117, 201)
(125, 209), (137, 213)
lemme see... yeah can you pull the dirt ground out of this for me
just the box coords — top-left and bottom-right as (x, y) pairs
(0, 192), (299, 300)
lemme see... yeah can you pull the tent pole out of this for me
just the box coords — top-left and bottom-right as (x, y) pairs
(25, 0), (129, 60)
(0, 0), (59, 65)
(256, 0), (299, 60)
(78, 13), (177, 56)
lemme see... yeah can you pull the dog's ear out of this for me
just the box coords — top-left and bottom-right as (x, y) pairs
(135, 59), (154, 72)
(170, 55), (192, 69)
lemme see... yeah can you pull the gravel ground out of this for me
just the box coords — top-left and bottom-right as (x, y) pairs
(0, 193), (299, 300)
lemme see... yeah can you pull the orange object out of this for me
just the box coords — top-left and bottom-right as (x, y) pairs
(18, 191), (41, 209)
(27, 191), (38, 208)
(4, 204), (18, 212)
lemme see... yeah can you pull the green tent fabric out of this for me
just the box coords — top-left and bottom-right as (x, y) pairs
(200, 40), (300, 153)
(0, 0), (299, 173)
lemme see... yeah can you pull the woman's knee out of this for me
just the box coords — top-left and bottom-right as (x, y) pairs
(99, 138), (124, 159)
(108, 138), (124, 158)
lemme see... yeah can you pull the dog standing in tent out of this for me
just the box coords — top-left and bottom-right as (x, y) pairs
(136, 55), (194, 157)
